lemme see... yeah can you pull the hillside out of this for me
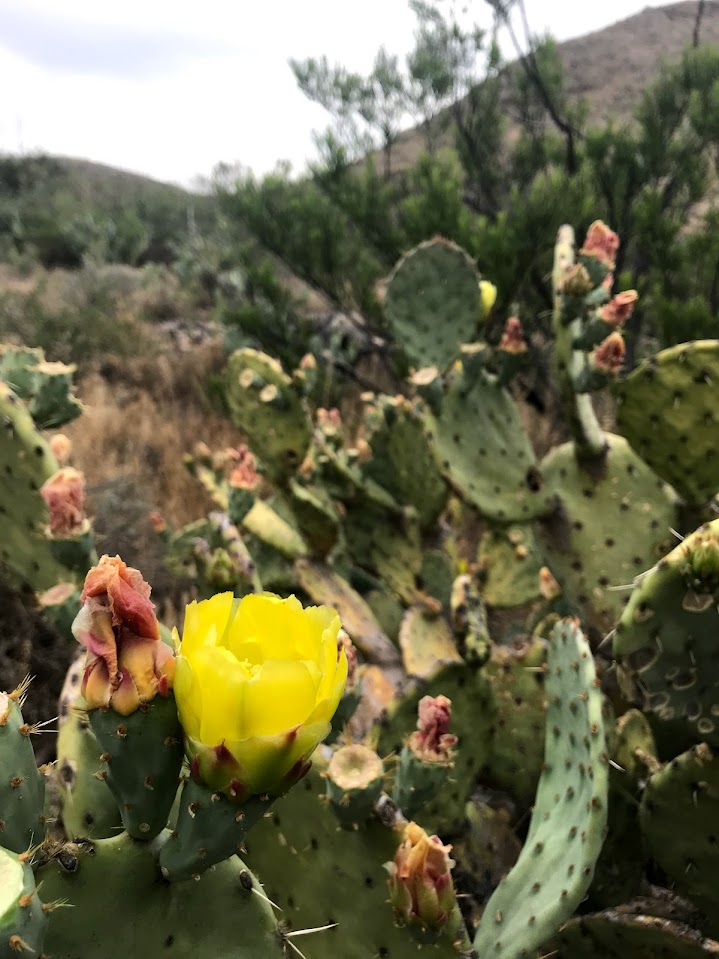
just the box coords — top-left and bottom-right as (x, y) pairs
(389, 1), (719, 172)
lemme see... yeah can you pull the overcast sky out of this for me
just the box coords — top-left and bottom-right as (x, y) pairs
(0, 0), (685, 185)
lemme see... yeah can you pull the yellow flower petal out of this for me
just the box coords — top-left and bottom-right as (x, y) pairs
(242, 660), (318, 737)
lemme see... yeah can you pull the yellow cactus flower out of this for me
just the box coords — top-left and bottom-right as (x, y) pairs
(479, 280), (497, 318)
(174, 592), (347, 800)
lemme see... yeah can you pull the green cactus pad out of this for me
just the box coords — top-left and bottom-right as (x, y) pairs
(295, 559), (400, 665)
(539, 434), (678, 634)
(398, 607), (463, 678)
(0, 345), (82, 430)
(616, 340), (719, 507)
(361, 394), (448, 529)
(0, 383), (71, 591)
(0, 689), (46, 854)
(0, 846), (47, 959)
(243, 498), (308, 557)
(478, 524), (544, 608)
(614, 519), (719, 747)
(482, 639), (547, 808)
(639, 743), (719, 917)
(88, 696), (184, 841)
(244, 767), (461, 959)
(226, 348), (311, 484)
(418, 550), (455, 609)
(286, 480), (340, 557)
(553, 911), (719, 958)
(379, 663), (495, 836)
(55, 712), (122, 840)
(37, 832), (285, 959)
(473, 618), (609, 959)
(383, 237), (484, 371)
(425, 363), (555, 523)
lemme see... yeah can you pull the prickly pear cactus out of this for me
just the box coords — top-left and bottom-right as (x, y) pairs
(614, 519), (719, 746)
(0, 846), (47, 959)
(0, 683), (46, 854)
(424, 362), (555, 523)
(553, 909), (719, 958)
(36, 834), (286, 959)
(477, 524), (543, 608)
(473, 618), (608, 959)
(226, 348), (311, 484)
(383, 237), (485, 372)
(0, 344), (82, 429)
(539, 434), (678, 634)
(616, 340), (719, 508)
(639, 743), (719, 920)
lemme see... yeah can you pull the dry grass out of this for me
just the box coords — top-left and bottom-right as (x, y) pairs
(62, 344), (241, 529)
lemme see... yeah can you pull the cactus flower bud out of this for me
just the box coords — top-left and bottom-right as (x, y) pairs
(408, 696), (457, 763)
(174, 592), (347, 800)
(591, 332), (626, 374)
(40, 467), (86, 537)
(49, 433), (72, 465)
(498, 317), (527, 355)
(72, 555), (175, 715)
(479, 280), (497, 318)
(598, 290), (638, 327)
(386, 822), (456, 930)
(580, 220), (620, 269)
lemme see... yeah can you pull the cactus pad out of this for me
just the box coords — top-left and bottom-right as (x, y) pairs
(226, 348), (311, 484)
(473, 618), (609, 959)
(478, 524), (543, 608)
(361, 393), (448, 529)
(383, 237), (484, 372)
(295, 559), (400, 665)
(398, 607), (463, 678)
(244, 767), (461, 959)
(425, 363), (555, 522)
(539, 434), (678, 634)
(616, 340), (719, 507)
(614, 519), (719, 747)
(639, 743), (719, 917)
(553, 910), (719, 958)
(37, 833), (285, 959)
(0, 846), (47, 959)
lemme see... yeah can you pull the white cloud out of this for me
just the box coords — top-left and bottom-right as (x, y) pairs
(0, 0), (684, 184)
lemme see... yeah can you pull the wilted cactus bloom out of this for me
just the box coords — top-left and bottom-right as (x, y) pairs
(498, 316), (527, 354)
(408, 696), (457, 763)
(40, 467), (86, 537)
(386, 822), (456, 930)
(579, 220), (620, 269)
(228, 444), (260, 490)
(72, 555), (175, 716)
(479, 279), (497, 317)
(598, 290), (638, 327)
(591, 331), (626, 374)
(174, 592), (347, 801)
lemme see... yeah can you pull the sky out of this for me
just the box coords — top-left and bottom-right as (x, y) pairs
(0, 0), (684, 186)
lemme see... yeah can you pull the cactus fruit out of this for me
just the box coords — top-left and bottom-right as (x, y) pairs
(0, 683), (46, 854)
(325, 744), (385, 827)
(0, 846), (47, 959)
(383, 237), (485, 372)
(473, 618), (608, 959)
(539, 434), (678, 634)
(391, 696), (457, 820)
(614, 520), (719, 746)
(616, 340), (719, 509)
(225, 348), (311, 485)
